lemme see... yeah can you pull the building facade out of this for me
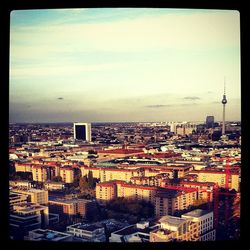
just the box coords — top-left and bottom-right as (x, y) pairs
(73, 123), (92, 142)
(48, 199), (95, 218)
(11, 188), (48, 205)
(66, 223), (106, 242)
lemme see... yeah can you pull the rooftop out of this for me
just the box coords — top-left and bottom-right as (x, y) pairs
(98, 149), (143, 154)
(29, 229), (71, 241)
(181, 209), (211, 218)
(113, 222), (156, 236)
(68, 223), (104, 232)
(13, 202), (47, 214)
(49, 198), (92, 204)
(159, 216), (187, 227)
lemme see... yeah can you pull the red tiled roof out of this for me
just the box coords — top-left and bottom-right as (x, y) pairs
(163, 185), (197, 193)
(97, 182), (116, 187)
(138, 152), (181, 159)
(98, 149), (143, 154)
(180, 181), (215, 187)
(32, 165), (43, 169)
(100, 168), (138, 172)
(60, 167), (73, 171)
(120, 183), (157, 191)
(190, 170), (239, 175)
(81, 166), (101, 171)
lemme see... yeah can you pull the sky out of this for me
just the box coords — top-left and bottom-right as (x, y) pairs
(9, 8), (241, 123)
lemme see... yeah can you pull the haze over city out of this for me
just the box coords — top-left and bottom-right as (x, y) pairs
(10, 8), (240, 123)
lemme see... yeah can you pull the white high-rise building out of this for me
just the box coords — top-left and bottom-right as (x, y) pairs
(73, 123), (92, 142)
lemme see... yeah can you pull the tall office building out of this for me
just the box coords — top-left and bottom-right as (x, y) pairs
(73, 123), (91, 142)
(206, 116), (214, 129)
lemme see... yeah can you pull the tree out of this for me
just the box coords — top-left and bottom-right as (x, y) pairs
(88, 150), (97, 155)
(88, 171), (94, 188)
(79, 176), (88, 192)
(9, 162), (16, 178)
(52, 176), (62, 182)
(73, 169), (81, 188)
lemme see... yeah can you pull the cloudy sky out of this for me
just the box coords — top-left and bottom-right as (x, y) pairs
(10, 8), (240, 123)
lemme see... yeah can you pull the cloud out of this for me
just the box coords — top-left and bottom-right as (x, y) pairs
(145, 104), (172, 108)
(180, 103), (198, 106)
(183, 96), (200, 100)
(10, 62), (127, 78)
(10, 10), (239, 63)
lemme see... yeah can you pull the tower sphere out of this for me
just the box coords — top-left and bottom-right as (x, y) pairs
(222, 99), (227, 104)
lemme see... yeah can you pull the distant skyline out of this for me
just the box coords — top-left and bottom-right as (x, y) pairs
(10, 8), (241, 123)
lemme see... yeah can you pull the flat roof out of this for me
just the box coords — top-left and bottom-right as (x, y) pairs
(181, 209), (211, 218)
(113, 224), (154, 236)
(12, 188), (46, 193)
(69, 223), (103, 232)
(31, 229), (71, 240)
(159, 216), (187, 226)
(49, 198), (92, 204)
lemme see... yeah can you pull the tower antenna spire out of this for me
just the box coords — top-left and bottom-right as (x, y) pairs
(224, 76), (226, 95)
(221, 77), (227, 136)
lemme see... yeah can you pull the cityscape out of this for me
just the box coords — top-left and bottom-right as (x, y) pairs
(9, 8), (240, 242)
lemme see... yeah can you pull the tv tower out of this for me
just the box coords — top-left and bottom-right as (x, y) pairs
(221, 78), (227, 135)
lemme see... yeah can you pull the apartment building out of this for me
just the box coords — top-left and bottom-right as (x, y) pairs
(130, 174), (169, 187)
(32, 165), (48, 182)
(48, 199), (95, 218)
(150, 215), (199, 242)
(181, 209), (215, 241)
(15, 162), (32, 172)
(59, 166), (74, 183)
(96, 181), (118, 202)
(189, 170), (240, 191)
(179, 181), (215, 202)
(154, 186), (198, 216)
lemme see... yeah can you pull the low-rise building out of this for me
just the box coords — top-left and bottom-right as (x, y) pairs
(11, 188), (48, 205)
(9, 192), (28, 210)
(44, 181), (65, 190)
(9, 180), (33, 189)
(66, 223), (106, 242)
(109, 221), (158, 242)
(25, 229), (73, 241)
(10, 203), (49, 240)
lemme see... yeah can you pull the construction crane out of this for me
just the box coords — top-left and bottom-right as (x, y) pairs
(199, 188), (213, 210)
(213, 160), (239, 228)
